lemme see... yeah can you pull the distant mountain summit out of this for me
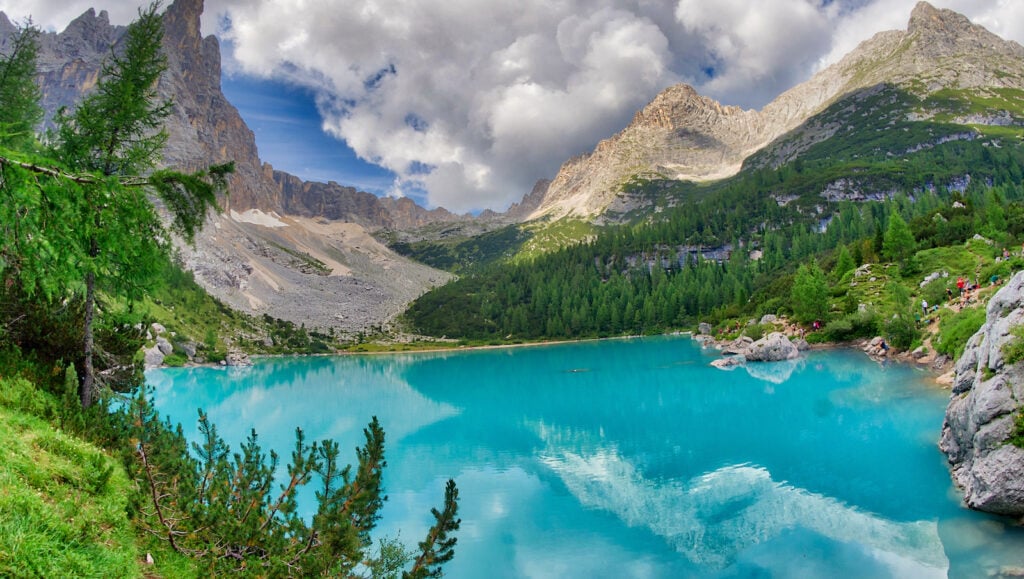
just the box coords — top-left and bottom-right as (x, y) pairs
(529, 2), (1024, 221)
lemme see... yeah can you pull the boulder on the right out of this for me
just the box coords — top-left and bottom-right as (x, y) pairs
(940, 271), (1024, 517)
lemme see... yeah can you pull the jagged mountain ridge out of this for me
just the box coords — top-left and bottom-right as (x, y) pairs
(0, 0), (465, 333)
(529, 2), (1024, 221)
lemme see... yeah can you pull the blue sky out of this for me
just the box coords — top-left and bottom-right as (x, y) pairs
(1, 0), (1023, 213)
(220, 73), (400, 199)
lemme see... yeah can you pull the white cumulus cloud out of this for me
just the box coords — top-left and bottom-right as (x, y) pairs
(1, 0), (1023, 212)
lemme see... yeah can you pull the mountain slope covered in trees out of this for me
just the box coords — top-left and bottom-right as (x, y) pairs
(403, 6), (1024, 348)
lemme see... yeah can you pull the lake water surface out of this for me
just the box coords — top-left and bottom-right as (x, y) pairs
(148, 336), (1024, 578)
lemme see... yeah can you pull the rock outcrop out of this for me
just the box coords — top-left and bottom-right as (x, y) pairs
(940, 271), (1024, 517)
(744, 333), (801, 363)
(704, 332), (802, 368)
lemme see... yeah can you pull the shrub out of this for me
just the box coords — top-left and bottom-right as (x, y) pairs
(744, 323), (766, 341)
(0, 376), (58, 419)
(162, 353), (188, 367)
(921, 276), (952, 306)
(935, 307), (987, 359)
(1008, 410), (1024, 449)
(1001, 325), (1024, 366)
(885, 316), (919, 350)
(823, 310), (880, 342)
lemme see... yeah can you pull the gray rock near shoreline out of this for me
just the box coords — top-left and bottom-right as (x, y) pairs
(143, 346), (165, 368)
(940, 270), (1024, 517)
(744, 332), (800, 362)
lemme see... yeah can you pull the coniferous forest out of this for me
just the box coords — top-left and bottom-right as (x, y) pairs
(405, 128), (1024, 346)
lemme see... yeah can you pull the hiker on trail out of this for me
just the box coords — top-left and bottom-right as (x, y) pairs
(921, 299), (928, 315)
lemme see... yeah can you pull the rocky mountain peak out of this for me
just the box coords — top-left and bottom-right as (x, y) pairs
(527, 3), (1024, 222)
(58, 8), (119, 56)
(905, 1), (1022, 62)
(162, 0), (206, 55)
(0, 11), (15, 34)
(908, 2), (971, 37)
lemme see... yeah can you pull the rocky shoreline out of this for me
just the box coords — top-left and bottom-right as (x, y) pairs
(694, 316), (954, 382)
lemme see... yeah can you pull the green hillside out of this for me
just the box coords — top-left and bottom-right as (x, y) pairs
(402, 85), (1024, 346)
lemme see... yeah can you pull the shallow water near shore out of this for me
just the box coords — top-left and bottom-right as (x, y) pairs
(148, 335), (1024, 577)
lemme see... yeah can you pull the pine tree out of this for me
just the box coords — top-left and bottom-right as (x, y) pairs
(48, 2), (229, 406)
(791, 262), (830, 324)
(832, 245), (856, 280)
(0, 19), (42, 149)
(882, 212), (915, 266)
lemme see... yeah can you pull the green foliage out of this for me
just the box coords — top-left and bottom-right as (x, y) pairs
(822, 310), (881, 342)
(368, 534), (415, 579)
(120, 388), (460, 576)
(935, 307), (987, 359)
(0, 3), (231, 405)
(52, 2), (170, 178)
(1008, 410), (1024, 450)
(832, 245), (855, 281)
(0, 19), (42, 149)
(0, 375), (57, 419)
(1001, 325), (1024, 366)
(391, 224), (530, 273)
(883, 212), (916, 265)
(885, 315), (919, 350)
(920, 276), (953, 308)
(405, 478), (461, 579)
(0, 405), (139, 577)
(162, 353), (188, 367)
(883, 282), (918, 350)
(791, 262), (830, 324)
(744, 323), (766, 342)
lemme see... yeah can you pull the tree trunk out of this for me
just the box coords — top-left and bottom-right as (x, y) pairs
(81, 268), (95, 408)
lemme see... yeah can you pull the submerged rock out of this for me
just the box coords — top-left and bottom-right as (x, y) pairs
(940, 270), (1024, 517)
(225, 351), (253, 367)
(711, 355), (746, 369)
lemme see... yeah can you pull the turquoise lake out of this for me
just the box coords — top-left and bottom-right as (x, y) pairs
(147, 335), (1024, 578)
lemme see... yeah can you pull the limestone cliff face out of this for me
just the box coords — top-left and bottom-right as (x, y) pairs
(940, 271), (1024, 517)
(530, 2), (1024, 221)
(157, 0), (279, 211)
(0, 0), (457, 332)
(32, 9), (118, 122)
(6, 0), (463, 224)
(273, 168), (393, 228)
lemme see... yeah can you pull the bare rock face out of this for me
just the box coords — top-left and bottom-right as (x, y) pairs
(940, 271), (1024, 517)
(3, 0), (459, 332)
(157, 0), (280, 211)
(528, 1), (1024, 222)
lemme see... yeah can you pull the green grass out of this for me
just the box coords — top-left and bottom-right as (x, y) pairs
(934, 306), (988, 359)
(0, 396), (140, 577)
(1002, 325), (1024, 366)
(913, 244), (988, 282)
(516, 218), (596, 260)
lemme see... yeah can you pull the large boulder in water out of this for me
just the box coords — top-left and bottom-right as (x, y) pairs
(744, 332), (800, 362)
(940, 270), (1024, 517)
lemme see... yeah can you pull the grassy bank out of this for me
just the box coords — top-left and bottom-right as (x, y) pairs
(0, 376), (194, 578)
